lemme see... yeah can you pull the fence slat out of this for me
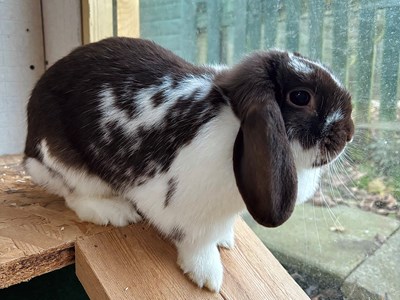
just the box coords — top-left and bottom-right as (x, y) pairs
(263, 0), (279, 49)
(181, 0), (197, 63)
(355, 1), (376, 121)
(380, 6), (400, 121)
(233, 0), (247, 62)
(246, 0), (262, 51)
(332, 1), (349, 82)
(207, 0), (222, 63)
(308, 0), (324, 60)
(285, 0), (301, 52)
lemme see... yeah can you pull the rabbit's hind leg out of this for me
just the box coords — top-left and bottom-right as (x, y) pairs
(25, 157), (141, 227)
(24, 157), (73, 197)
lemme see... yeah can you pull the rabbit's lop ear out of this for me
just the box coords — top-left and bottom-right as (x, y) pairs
(233, 94), (297, 227)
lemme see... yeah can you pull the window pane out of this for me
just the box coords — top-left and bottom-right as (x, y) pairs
(140, 1), (399, 299)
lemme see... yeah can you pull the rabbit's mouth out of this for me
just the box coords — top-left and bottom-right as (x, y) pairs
(313, 145), (347, 167)
(312, 159), (328, 167)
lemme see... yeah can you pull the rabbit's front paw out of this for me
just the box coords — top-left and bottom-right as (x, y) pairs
(177, 245), (223, 292)
(66, 195), (142, 227)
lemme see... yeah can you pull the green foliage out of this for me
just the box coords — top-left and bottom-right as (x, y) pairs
(352, 129), (400, 199)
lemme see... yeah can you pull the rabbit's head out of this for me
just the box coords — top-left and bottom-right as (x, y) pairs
(216, 51), (354, 227)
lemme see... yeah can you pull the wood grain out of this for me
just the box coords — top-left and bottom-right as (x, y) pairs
(76, 220), (309, 299)
(81, 0), (114, 44)
(0, 156), (112, 288)
(117, 0), (140, 38)
(76, 225), (222, 300)
(1, 155), (308, 299)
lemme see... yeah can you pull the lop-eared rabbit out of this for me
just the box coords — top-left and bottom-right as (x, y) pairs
(25, 38), (354, 291)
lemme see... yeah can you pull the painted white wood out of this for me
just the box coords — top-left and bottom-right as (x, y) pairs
(41, 0), (82, 67)
(0, 0), (45, 155)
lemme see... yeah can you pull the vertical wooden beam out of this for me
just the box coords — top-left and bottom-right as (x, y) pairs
(308, 0), (324, 60)
(263, 1), (279, 49)
(81, 0), (114, 44)
(41, 0), (82, 67)
(0, 0), (45, 154)
(233, 0), (247, 63)
(181, 1), (197, 63)
(285, 0), (301, 52)
(332, 1), (349, 82)
(380, 6), (400, 121)
(246, 0), (262, 51)
(355, 0), (376, 122)
(116, 0), (140, 38)
(207, 0), (222, 64)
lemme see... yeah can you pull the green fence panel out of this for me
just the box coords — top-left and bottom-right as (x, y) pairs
(140, 0), (399, 121)
(308, 0), (324, 60)
(246, 0), (262, 51)
(380, 6), (400, 121)
(181, 0), (197, 62)
(206, 0), (222, 63)
(263, 0), (279, 49)
(233, 0), (247, 62)
(355, 0), (376, 121)
(332, 1), (349, 82)
(285, 0), (301, 52)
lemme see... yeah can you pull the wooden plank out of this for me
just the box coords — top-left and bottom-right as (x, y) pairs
(263, 0), (279, 49)
(207, 0), (222, 63)
(364, 0), (400, 9)
(1, 155), (308, 298)
(308, 0), (324, 60)
(233, 0), (247, 63)
(379, 6), (400, 121)
(0, 0), (44, 155)
(332, 1), (349, 82)
(76, 219), (309, 300)
(354, 0), (376, 122)
(0, 156), (112, 288)
(81, 0), (114, 44)
(285, 0), (301, 52)
(180, 0), (197, 63)
(246, 0), (262, 51)
(41, 0), (82, 67)
(116, 0), (140, 38)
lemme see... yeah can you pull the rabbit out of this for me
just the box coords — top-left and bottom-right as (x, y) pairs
(24, 37), (354, 292)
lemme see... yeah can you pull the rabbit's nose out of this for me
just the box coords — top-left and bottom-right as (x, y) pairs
(346, 133), (353, 142)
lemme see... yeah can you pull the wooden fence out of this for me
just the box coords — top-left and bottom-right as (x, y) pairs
(140, 0), (400, 123)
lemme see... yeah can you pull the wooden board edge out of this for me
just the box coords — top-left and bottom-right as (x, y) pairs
(81, 0), (91, 45)
(75, 239), (110, 300)
(0, 244), (74, 289)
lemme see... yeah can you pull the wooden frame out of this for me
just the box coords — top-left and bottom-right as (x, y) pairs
(81, 0), (140, 44)
(41, 0), (82, 67)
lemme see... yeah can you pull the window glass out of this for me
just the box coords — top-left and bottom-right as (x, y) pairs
(140, 1), (399, 299)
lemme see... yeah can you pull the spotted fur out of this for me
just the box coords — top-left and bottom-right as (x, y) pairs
(24, 37), (354, 292)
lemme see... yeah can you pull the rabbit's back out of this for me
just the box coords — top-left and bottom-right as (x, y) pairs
(25, 38), (230, 190)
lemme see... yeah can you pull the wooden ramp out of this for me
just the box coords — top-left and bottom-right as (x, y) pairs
(0, 155), (309, 299)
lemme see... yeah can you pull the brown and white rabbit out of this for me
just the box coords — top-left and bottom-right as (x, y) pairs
(24, 37), (354, 292)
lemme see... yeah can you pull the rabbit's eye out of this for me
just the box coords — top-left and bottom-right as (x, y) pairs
(289, 90), (311, 106)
